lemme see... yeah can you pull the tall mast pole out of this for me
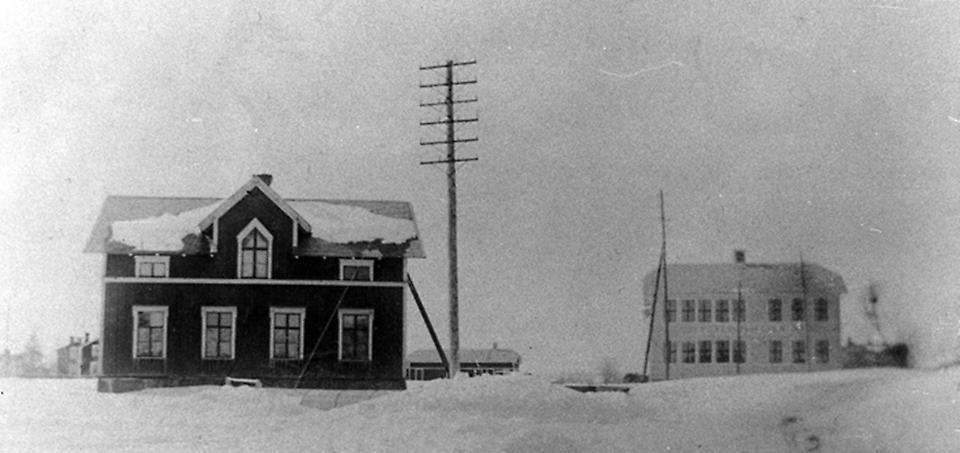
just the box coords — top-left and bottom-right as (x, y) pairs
(660, 190), (670, 381)
(419, 59), (478, 379)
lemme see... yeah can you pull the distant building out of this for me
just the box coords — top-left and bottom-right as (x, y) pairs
(84, 174), (425, 392)
(405, 345), (521, 380)
(643, 251), (846, 380)
(81, 338), (101, 377)
(56, 337), (83, 377)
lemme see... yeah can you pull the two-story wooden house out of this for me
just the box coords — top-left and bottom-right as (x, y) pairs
(84, 175), (424, 392)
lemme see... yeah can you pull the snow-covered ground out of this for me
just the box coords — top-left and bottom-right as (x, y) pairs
(1, 368), (958, 452)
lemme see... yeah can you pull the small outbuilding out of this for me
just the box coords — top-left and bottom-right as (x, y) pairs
(405, 345), (520, 380)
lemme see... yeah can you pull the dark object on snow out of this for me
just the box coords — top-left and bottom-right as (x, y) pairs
(564, 384), (630, 394)
(842, 341), (909, 368)
(623, 373), (648, 383)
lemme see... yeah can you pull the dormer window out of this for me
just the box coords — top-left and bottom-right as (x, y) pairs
(135, 256), (170, 278)
(237, 219), (273, 279)
(339, 259), (373, 281)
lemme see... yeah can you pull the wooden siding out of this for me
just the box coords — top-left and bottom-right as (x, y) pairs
(101, 282), (405, 386)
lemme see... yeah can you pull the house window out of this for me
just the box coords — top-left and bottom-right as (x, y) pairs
(339, 309), (373, 361)
(202, 307), (236, 359)
(716, 340), (730, 363)
(815, 298), (829, 321)
(734, 299), (745, 322)
(339, 259), (374, 281)
(665, 300), (676, 323)
(682, 342), (695, 363)
(270, 308), (305, 360)
(133, 306), (168, 359)
(135, 256), (169, 278)
(768, 299), (782, 322)
(815, 340), (830, 363)
(698, 340), (712, 363)
(665, 340), (676, 363)
(715, 300), (729, 322)
(237, 219), (273, 279)
(698, 300), (712, 322)
(792, 340), (806, 363)
(681, 300), (695, 322)
(733, 340), (746, 363)
(791, 298), (805, 321)
(769, 340), (783, 363)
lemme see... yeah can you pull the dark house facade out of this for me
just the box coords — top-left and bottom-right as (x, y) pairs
(85, 175), (424, 392)
(405, 346), (521, 380)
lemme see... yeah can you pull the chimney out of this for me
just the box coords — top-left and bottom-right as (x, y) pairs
(734, 250), (746, 264)
(254, 174), (273, 186)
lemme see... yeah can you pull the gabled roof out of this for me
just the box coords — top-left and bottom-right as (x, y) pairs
(84, 182), (425, 258)
(198, 176), (312, 234)
(406, 348), (522, 365)
(642, 262), (847, 297)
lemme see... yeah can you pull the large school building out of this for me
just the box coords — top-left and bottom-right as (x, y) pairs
(643, 251), (846, 380)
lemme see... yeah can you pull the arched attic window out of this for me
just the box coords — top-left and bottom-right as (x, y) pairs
(237, 219), (273, 279)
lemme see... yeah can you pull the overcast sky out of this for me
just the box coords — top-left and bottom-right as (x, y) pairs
(2, 0), (959, 374)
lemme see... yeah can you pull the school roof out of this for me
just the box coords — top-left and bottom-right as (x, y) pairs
(84, 178), (425, 259)
(406, 348), (522, 366)
(643, 262), (847, 297)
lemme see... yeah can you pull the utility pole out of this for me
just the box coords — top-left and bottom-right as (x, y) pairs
(659, 190), (670, 381)
(419, 59), (478, 379)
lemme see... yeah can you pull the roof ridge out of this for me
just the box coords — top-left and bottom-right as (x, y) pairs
(105, 195), (223, 201)
(287, 198), (412, 204)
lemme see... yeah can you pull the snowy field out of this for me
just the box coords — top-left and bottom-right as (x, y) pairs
(2, 368), (959, 452)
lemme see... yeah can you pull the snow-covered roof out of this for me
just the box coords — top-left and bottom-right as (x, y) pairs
(407, 348), (522, 366)
(85, 188), (424, 258)
(642, 262), (847, 298)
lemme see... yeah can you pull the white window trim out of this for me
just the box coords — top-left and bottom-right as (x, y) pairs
(269, 307), (306, 360)
(201, 306), (237, 360)
(236, 218), (274, 279)
(338, 308), (374, 361)
(132, 305), (169, 359)
(134, 256), (170, 278)
(339, 259), (374, 281)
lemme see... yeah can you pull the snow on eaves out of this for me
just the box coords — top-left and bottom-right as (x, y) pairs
(289, 201), (417, 245)
(109, 202), (220, 252)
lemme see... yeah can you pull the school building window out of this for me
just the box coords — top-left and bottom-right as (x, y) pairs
(715, 340), (730, 363)
(665, 340), (676, 363)
(698, 300), (712, 322)
(665, 300), (676, 323)
(768, 299), (782, 322)
(237, 219), (273, 279)
(715, 300), (729, 322)
(699, 340), (712, 363)
(769, 340), (782, 363)
(791, 298), (805, 322)
(340, 259), (374, 281)
(682, 342), (696, 363)
(135, 256), (169, 278)
(792, 340), (806, 363)
(815, 298), (829, 321)
(682, 300), (695, 322)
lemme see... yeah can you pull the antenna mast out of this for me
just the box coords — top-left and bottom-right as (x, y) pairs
(419, 59), (478, 379)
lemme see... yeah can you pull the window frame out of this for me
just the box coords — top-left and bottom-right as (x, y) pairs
(815, 298), (829, 321)
(236, 218), (273, 279)
(681, 300), (695, 322)
(792, 340), (806, 364)
(132, 305), (168, 359)
(201, 306), (237, 360)
(682, 341), (696, 363)
(733, 340), (746, 364)
(269, 307), (305, 360)
(339, 259), (374, 281)
(338, 309), (374, 361)
(768, 299), (782, 322)
(665, 299), (676, 323)
(791, 298), (805, 322)
(698, 300), (712, 323)
(715, 300), (729, 323)
(716, 340), (730, 363)
(698, 340), (713, 363)
(769, 340), (783, 363)
(134, 256), (170, 278)
(815, 340), (830, 363)
(665, 340), (677, 363)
